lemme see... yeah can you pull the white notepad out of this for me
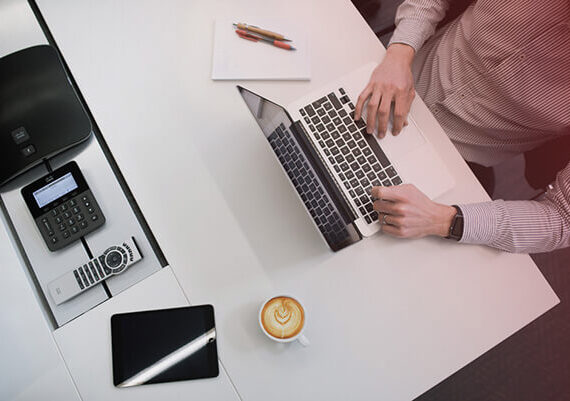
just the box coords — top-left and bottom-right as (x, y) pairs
(211, 18), (311, 80)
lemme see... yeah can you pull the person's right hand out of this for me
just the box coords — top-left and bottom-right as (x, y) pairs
(355, 43), (416, 138)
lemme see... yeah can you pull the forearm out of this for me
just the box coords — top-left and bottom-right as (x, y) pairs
(388, 0), (452, 51)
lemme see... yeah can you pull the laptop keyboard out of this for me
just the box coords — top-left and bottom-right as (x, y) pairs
(268, 123), (351, 246)
(299, 89), (402, 224)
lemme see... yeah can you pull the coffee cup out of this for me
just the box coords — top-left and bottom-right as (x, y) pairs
(258, 295), (309, 346)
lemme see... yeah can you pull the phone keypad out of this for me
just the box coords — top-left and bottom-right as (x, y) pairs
(35, 189), (105, 251)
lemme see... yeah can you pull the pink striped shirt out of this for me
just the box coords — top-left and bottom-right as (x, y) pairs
(389, 0), (570, 252)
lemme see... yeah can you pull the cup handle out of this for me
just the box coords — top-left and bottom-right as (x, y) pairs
(297, 334), (310, 347)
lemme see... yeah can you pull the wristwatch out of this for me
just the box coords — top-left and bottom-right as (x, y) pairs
(445, 205), (464, 241)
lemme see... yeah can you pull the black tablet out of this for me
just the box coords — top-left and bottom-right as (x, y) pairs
(111, 305), (219, 387)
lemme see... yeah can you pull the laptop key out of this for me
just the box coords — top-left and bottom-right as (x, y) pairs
(339, 109), (347, 117)
(348, 124), (357, 133)
(338, 125), (347, 133)
(382, 179), (392, 186)
(322, 115), (331, 124)
(305, 105), (316, 116)
(356, 170), (365, 179)
(311, 116), (320, 124)
(331, 131), (340, 140)
(317, 108), (326, 117)
(392, 176), (403, 185)
(386, 166), (397, 177)
(312, 96), (328, 109)
(328, 93), (343, 110)
(363, 147), (372, 156)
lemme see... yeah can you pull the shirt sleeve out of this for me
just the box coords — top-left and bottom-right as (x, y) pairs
(388, 0), (452, 51)
(457, 162), (570, 253)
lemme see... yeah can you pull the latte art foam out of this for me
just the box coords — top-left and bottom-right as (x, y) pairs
(261, 296), (305, 339)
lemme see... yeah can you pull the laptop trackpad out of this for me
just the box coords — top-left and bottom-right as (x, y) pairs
(375, 117), (426, 159)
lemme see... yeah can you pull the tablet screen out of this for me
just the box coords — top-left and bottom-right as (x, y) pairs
(111, 305), (218, 387)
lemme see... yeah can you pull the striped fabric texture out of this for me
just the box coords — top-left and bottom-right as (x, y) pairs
(388, 0), (570, 252)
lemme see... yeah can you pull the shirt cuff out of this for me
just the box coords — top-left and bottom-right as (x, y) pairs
(387, 19), (428, 52)
(457, 202), (499, 245)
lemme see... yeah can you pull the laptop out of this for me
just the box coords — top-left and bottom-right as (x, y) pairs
(238, 62), (454, 251)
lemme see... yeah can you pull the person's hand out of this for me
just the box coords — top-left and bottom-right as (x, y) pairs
(371, 184), (457, 239)
(354, 43), (416, 138)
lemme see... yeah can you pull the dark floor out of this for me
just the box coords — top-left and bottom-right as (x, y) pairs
(351, 1), (570, 400)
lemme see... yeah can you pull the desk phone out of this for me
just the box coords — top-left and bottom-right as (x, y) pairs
(22, 161), (105, 251)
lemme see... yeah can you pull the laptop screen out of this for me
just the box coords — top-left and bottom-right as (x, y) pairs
(237, 86), (294, 138)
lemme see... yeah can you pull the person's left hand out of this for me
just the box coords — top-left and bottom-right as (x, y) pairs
(372, 184), (457, 239)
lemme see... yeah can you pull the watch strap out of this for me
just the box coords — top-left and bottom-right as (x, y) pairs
(445, 205), (464, 241)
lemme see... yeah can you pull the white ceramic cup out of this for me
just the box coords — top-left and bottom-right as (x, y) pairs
(258, 295), (310, 347)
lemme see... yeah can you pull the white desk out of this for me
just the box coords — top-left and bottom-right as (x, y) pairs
(1, 0), (560, 400)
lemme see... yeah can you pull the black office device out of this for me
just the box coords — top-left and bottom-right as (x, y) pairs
(0, 45), (92, 186)
(21, 161), (105, 251)
(111, 305), (219, 387)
